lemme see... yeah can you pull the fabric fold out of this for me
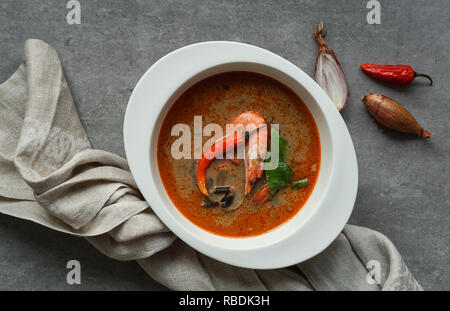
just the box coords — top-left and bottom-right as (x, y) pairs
(0, 39), (422, 291)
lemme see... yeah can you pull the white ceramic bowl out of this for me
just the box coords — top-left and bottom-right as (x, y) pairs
(124, 41), (358, 269)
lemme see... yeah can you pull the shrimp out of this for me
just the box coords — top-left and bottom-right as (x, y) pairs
(231, 111), (268, 195)
(197, 131), (246, 197)
(196, 112), (271, 197)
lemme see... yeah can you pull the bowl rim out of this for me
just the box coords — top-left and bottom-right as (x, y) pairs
(124, 41), (358, 269)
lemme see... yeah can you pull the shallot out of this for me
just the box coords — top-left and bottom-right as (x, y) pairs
(361, 93), (431, 138)
(314, 21), (349, 111)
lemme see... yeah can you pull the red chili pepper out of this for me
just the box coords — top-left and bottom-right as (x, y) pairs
(251, 184), (270, 205)
(360, 64), (433, 86)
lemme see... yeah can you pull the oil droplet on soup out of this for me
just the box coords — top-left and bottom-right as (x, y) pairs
(157, 72), (321, 237)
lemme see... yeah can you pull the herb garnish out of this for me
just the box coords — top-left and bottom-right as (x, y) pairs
(290, 178), (309, 189)
(265, 128), (293, 197)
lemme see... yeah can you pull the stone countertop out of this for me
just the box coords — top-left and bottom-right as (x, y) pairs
(0, 0), (448, 290)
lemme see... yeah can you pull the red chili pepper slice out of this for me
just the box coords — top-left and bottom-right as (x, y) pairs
(360, 64), (433, 86)
(251, 184), (270, 205)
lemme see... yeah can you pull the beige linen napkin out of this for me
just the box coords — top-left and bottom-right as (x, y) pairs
(0, 39), (422, 291)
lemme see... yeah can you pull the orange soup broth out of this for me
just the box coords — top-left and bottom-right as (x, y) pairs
(157, 72), (321, 237)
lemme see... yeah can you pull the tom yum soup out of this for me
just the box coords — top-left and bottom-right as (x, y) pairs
(157, 72), (321, 238)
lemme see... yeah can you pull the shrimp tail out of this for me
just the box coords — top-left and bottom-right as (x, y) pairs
(197, 157), (212, 196)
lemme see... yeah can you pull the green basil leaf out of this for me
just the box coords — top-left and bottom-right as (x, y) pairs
(265, 128), (293, 197)
(267, 128), (288, 160)
(265, 161), (293, 196)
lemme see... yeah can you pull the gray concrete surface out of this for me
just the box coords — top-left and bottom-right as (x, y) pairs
(0, 0), (448, 290)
